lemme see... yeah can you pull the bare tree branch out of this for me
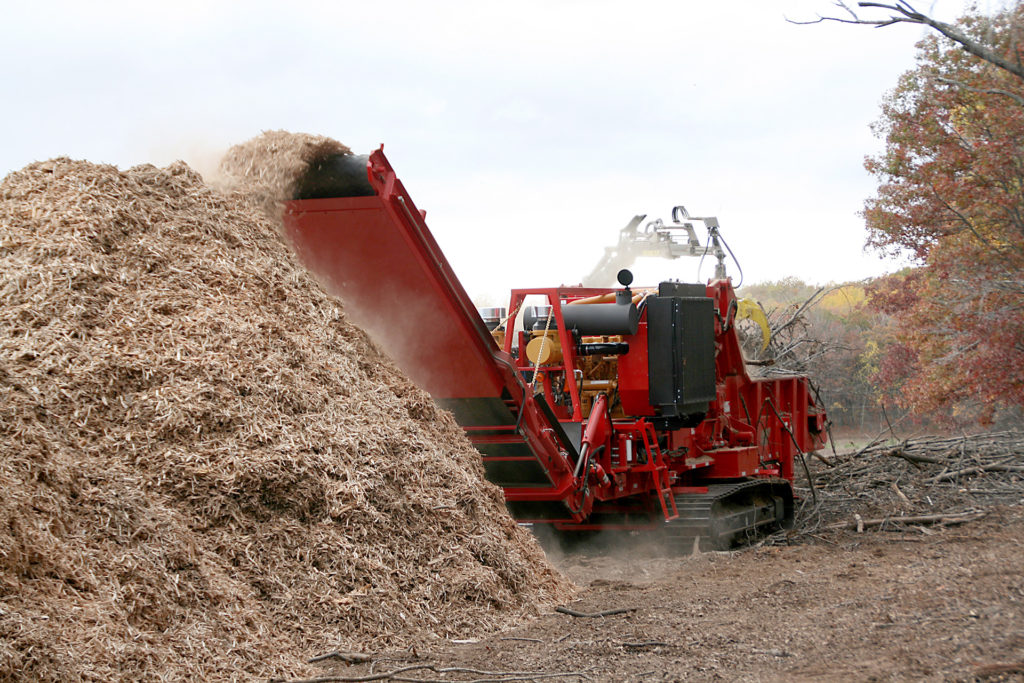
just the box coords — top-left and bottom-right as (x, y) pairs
(791, 1), (1024, 81)
(932, 75), (1024, 107)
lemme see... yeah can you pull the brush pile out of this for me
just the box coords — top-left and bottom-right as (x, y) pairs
(0, 142), (572, 682)
(793, 431), (1024, 537)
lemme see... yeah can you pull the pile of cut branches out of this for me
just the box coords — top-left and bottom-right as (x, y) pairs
(738, 288), (831, 377)
(790, 430), (1024, 539)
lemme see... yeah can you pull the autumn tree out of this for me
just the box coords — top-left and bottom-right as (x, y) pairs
(862, 3), (1024, 422)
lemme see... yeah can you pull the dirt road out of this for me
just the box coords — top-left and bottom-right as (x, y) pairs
(310, 506), (1024, 682)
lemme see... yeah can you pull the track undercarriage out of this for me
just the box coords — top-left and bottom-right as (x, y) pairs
(664, 480), (794, 550)
(543, 480), (794, 552)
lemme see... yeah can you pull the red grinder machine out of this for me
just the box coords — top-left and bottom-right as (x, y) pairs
(284, 148), (828, 548)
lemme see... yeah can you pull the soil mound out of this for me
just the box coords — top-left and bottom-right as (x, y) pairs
(0, 152), (571, 681)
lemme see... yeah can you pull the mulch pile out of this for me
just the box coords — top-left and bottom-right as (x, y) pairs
(0, 136), (572, 682)
(790, 430), (1024, 539)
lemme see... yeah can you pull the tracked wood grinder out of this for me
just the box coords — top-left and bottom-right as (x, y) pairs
(283, 148), (827, 548)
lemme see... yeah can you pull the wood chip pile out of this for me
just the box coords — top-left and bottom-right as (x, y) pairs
(792, 431), (1024, 538)
(0, 141), (572, 681)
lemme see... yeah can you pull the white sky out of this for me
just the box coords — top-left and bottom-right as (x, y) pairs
(0, 0), (1001, 303)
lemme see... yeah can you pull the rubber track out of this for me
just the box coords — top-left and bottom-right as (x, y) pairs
(662, 479), (792, 551)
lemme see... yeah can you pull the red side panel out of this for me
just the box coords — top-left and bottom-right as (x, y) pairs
(282, 152), (505, 400)
(281, 149), (585, 522)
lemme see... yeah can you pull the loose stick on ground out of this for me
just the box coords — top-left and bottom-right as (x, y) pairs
(974, 662), (1024, 678)
(308, 652), (376, 664)
(280, 665), (587, 683)
(619, 641), (671, 648)
(392, 674), (587, 683)
(827, 511), (985, 530)
(498, 637), (544, 643)
(891, 482), (911, 507)
(885, 449), (943, 465)
(276, 664), (433, 683)
(927, 463), (1024, 483)
(555, 606), (637, 618)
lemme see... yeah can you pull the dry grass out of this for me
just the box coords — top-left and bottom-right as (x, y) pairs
(0, 141), (572, 682)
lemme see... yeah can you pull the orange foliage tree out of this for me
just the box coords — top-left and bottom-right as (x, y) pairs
(864, 3), (1024, 422)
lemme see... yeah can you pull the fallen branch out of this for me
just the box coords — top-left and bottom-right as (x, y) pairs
(392, 670), (590, 683)
(751, 648), (792, 657)
(828, 511), (985, 530)
(885, 448), (942, 465)
(391, 672), (585, 683)
(279, 665), (587, 683)
(927, 464), (1024, 484)
(555, 606), (636, 618)
(974, 662), (1024, 679)
(812, 451), (835, 467)
(498, 637), (544, 643)
(308, 652), (375, 664)
(619, 640), (670, 648)
(276, 664), (432, 683)
(891, 482), (911, 507)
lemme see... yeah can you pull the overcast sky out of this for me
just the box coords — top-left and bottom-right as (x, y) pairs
(0, 0), (1002, 303)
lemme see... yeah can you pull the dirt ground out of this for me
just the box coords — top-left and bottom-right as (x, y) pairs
(308, 505), (1024, 683)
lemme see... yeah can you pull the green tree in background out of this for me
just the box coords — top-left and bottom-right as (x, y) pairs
(863, 3), (1024, 422)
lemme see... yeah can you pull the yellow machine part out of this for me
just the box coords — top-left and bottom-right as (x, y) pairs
(736, 298), (771, 351)
(576, 336), (622, 418)
(525, 330), (562, 364)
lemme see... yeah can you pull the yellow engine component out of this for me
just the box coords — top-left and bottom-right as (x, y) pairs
(576, 336), (622, 418)
(736, 298), (771, 351)
(581, 379), (616, 392)
(525, 330), (562, 365)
